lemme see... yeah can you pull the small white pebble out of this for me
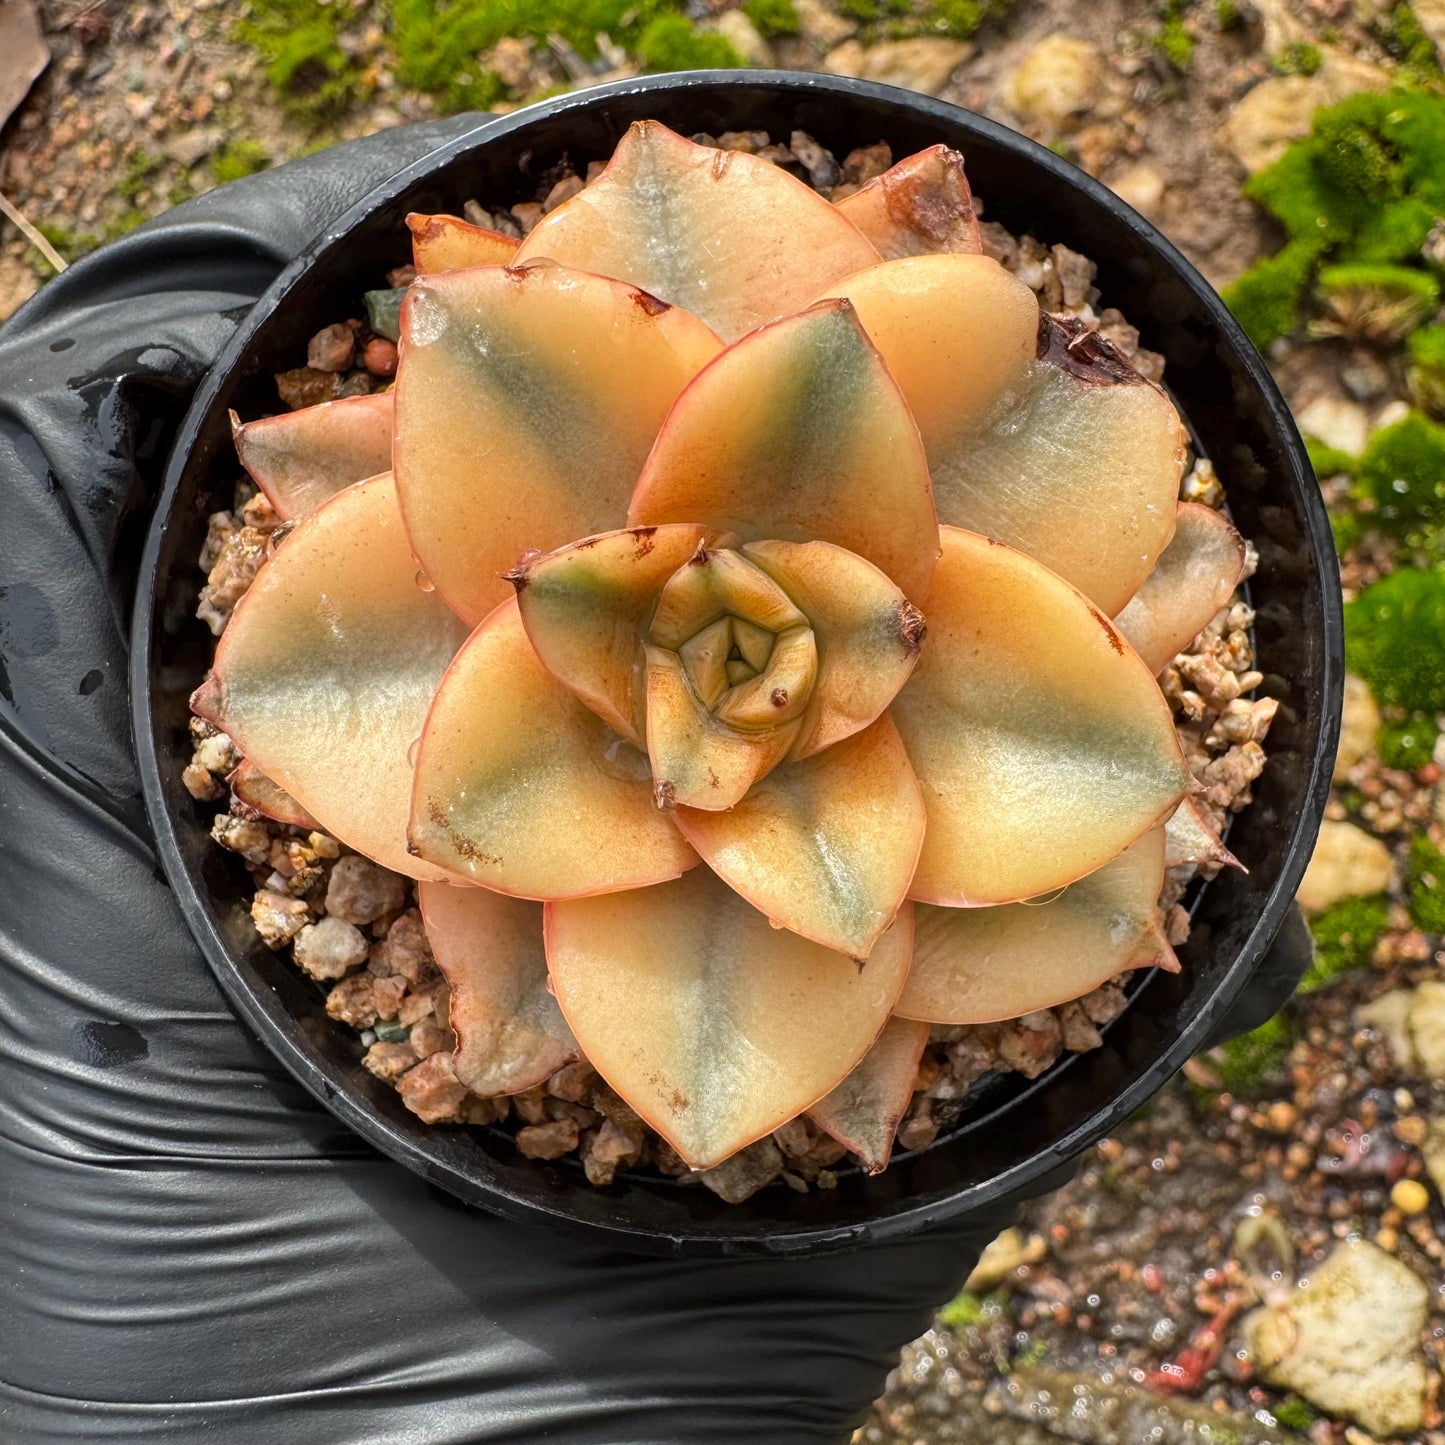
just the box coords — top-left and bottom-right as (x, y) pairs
(294, 916), (370, 980)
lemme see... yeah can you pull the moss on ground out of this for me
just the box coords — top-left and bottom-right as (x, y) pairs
(1408, 834), (1445, 931)
(1225, 88), (1445, 347)
(1301, 894), (1390, 991)
(742, 0), (800, 37)
(1213, 1013), (1293, 1095)
(1345, 566), (1445, 715)
(1151, 0), (1195, 73)
(211, 139), (273, 185)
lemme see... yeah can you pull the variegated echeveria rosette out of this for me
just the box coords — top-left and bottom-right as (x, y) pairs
(194, 122), (1252, 1176)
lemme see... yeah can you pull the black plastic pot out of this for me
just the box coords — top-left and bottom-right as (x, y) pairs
(132, 71), (1342, 1257)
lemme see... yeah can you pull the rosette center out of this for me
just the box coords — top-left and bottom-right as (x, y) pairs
(649, 544), (818, 731)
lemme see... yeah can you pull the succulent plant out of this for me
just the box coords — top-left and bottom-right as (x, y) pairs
(197, 122), (1249, 1177)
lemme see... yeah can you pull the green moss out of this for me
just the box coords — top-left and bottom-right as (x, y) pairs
(1384, 2), (1445, 82)
(1272, 41), (1322, 76)
(743, 0), (800, 35)
(926, 0), (1013, 38)
(636, 15), (744, 70)
(1214, 1014), (1293, 1095)
(1223, 237), (1325, 348)
(117, 148), (164, 204)
(1271, 1398), (1317, 1431)
(211, 139), (272, 186)
(1301, 893), (1389, 991)
(1342, 197), (1438, 264)
(1353, 410), (1445, 550)
(1378, 715), (1439, 768)
(1409, 834), (1445, 931)
(1345, 566), (1445, 714)
(233, 0), (357, 117)
(34, 222), (101, 262)
(938, 1288), (1005, 1328)
(1409, 325), (1445, 416)
(1245, 141), (1343, 240)
(1153, 11), (1195, 72)
(1305, 436), (1361, 479)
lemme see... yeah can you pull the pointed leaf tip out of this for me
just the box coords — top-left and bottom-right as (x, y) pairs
(515, 120), (880, 343)
(232, 392), (394, 521)
(630, 299), (939, 600)
(897, 830), (1172, 1024)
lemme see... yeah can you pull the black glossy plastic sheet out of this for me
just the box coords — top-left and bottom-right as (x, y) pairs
(0, 117), (1309, 1442)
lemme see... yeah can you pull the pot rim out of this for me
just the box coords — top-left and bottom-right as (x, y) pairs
(131, 69), (1343, 1257)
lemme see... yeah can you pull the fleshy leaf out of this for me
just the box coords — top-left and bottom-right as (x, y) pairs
(407, 212), (520, 273)
(393, 260), (723, 624)
(190, 474), (469, 879)
(418, 881), (578, 1095)
(891, 526), (1190, 905)
(835, 145), (981, 260)
(742, 538), (923, 757)
(230, 759), (320, 830)
(512, 523), (713, 741)
(409, 596), (698, 898)
(644, 644), (798, 811)
(1165, 797), (1244, 871)
(674, 716), (925, 959)
(545, 868), (913, 1170)
(806, 1016), (929, 1173)
(896, 830), (1173, 1024)
(818, 258), (1185, 613)
(514, 120), (880, 343)
(231, 393), (393, 521)
(629, 299), (939, 599)
(1114, 503), (1247, 674)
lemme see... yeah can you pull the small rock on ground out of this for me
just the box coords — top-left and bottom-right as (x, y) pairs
(1296, 819), (1393, 912)
(1242, 1240), (1429, 1439)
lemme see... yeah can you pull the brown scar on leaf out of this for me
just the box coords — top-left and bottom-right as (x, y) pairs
(631, 289), (671, 317)
(653, 779), (677, 811)
(898, 601), (927, 656)
(1037, 313), (1145, 387)
(631, 526), (657, 558)
(710, 148), (734, 182)
(1087, 604), (1126, 655)
(648, 1071), (690, 1111)
(424, 802), (500, 865)
(707, 769), (720, 789)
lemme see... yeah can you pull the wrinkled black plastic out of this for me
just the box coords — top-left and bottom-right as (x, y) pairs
(131, 74), (1341, 1256)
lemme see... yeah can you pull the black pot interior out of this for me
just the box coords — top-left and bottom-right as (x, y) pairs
(135, 73), (1340, 1256)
